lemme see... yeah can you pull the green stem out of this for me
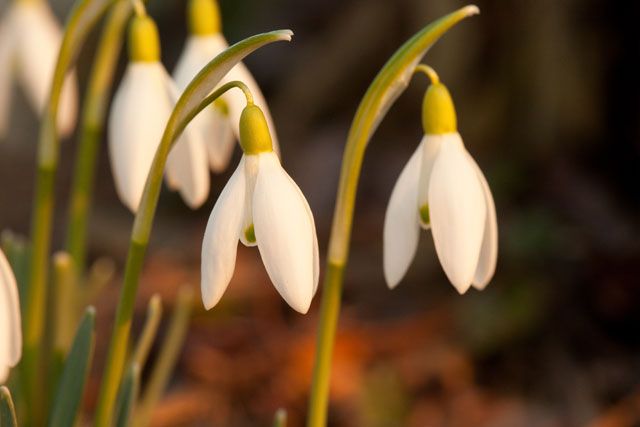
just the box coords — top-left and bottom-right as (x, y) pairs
(65, 1), (135, 277)
(93, 81), (252, 427)
(21, 0), (119, 419)
(306, 6), (479, 426)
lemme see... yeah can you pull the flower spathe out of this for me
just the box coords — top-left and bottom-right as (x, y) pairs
(173, 0), (280, 173)
(0, 0), (78, 139)
(201, 105), (319, 314)
(383, 81), (497, 294)
(0, 248), (22, 384)
(108, 14), (209, 212)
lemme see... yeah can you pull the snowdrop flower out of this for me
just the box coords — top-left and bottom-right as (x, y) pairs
(173, 0), (280, 173)
(0, 0), (78, 138)
(0, 248), (21, 383)
(384, 75), (497, 294)
(108, 12), (209, 212)
(201, 104), (318, 313)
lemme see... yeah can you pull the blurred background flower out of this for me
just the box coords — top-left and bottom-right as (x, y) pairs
(1, 0), (639, 425)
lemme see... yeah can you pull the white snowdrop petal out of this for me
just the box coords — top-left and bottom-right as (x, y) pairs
(12, 1), (77, 137)
(416, 134), (443, 228)
(253, 152), (315, 313)
(164, 72), (210, 209)
(201, 157), (246, 310)
(0, 248), (22, 376)
(428, 133), (486, 294)
(108, 63), (171, 212)
(467, 154), (498, 290)
(383, 141), (422, 289)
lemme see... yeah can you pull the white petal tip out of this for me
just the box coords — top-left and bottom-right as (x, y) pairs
(289, 299), (311, 314)
(464, 5), (480, 16)
(281, 29), (294, 40)
(471, 280), (490, 291)
(452, 280), (472, 295)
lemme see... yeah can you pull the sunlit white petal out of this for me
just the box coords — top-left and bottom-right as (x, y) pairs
(428, 133), (486, 294)
(201, 157), (246, 309)
(0, 249), (22, 383)
(108, 63), (170, 212)
(467, 154), (498, 290)
(11, 1), (77, 137)
(163, 72), (210, 208)
(253, 152), (315, 313)
(383, 141), (423, 289)
(416, 134), (443, 228)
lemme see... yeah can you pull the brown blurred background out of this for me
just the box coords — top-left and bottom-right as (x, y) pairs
(1, 0), (640, 425)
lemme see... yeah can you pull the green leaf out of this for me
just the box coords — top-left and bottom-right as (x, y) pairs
(47, 307), (96, 427)
(0, 387), (17, 427)
(114, 364), (141, 427)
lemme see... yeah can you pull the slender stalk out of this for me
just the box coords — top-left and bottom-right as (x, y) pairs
(133, 287), (193, 427)
(21, 0), (118, 418)
(306, 7), (480, 426)
(93, 82), (252, 427)
(65, 0), (137, 276)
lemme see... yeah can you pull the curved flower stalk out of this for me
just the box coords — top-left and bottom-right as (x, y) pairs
(307, 6), (480, 427)
(384, 68), (497, 294)
(0, 249), (21, 384)
(0, 0), (78, 138)
(109, 11), (209, 211)
(173, 0), (280, 172)
(201, 104), (319, 314)
(94, 29), (293, 427)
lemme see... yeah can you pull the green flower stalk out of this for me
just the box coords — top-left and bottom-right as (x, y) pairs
(65, 0), (146, 277)
(306, 6), (480, 426)
(21, 0), (119, 420)
(92, 25), (293, 426)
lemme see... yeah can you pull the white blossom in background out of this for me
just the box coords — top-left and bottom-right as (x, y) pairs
(201, 105), (318, 314)
(0, 248), (22, 384)
(173, 0), (279, 173)
(384, 80), (498, 294)
(0, 0), (78, 139)
(108, 14), (209, 212)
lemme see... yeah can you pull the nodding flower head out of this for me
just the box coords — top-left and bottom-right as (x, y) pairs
(0, 0), (78, 139)
(384, 72), (497, 294)
(173, 0), (280, 173)
(108, 13), (210, 212)
(0, 248), (22, 383)
(201, 105), (319, 314)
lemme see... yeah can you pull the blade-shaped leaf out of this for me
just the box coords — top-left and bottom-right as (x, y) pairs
(47, 307), (96, 427)
(114, 364), (141, 427)
(0, 387), (17, 427)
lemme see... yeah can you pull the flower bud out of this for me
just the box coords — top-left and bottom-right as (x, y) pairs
(128, 15), (160, 62)
(239, 105), (273, 155)
(188, 0), (221, 36)
(421, 83), (457, 135)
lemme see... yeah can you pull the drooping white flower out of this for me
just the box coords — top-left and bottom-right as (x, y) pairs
(384, 81), (497, 294)
(0, 0), (78, 138)
(201, 105), (318, 313)
(173, 0), (279, 173)
(108, 13), (209, 212)
(0, 248), (22, 384)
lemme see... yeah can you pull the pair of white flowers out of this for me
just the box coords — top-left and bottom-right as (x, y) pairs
(0, 0), (77, 139)
(0, 249), (21, 384)
(109, 0), (276, 212)
(110, 3), (318, 313)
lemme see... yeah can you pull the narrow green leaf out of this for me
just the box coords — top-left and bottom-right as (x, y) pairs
(47, 307), (96, 427)
(0, 387), (17, 427)
(114, 364), (141, 427)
